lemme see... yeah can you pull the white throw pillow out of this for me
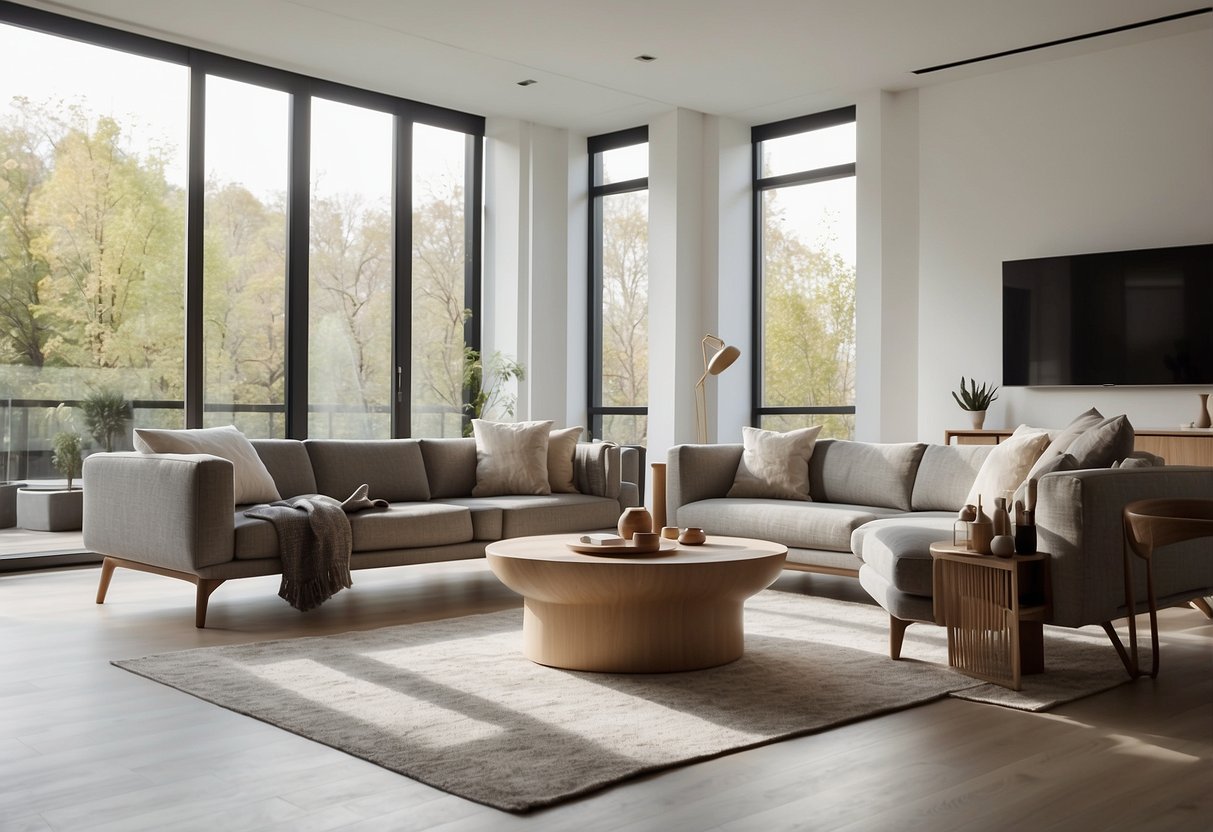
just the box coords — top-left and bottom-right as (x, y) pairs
(727, 425), (822, 501)
(963, 424), (1050, 511)
(133, 425), (281, 505)
(472, 419), (554, 497)
(547, 425), (583, 494)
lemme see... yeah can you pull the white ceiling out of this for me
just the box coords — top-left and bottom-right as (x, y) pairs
(21, 0), (1213, 133)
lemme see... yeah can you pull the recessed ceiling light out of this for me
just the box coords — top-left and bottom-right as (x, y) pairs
(634, 54), (657, 63)
(516, 79), (537, 86)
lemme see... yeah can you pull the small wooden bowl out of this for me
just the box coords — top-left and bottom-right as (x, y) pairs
(678, 527), (706, 545)
(660, 526), (680, 540)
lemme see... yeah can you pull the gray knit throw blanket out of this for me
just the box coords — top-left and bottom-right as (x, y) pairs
(244, 485), (387, 612)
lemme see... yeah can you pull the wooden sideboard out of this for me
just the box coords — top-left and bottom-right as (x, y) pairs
(944, 428), (1213, 467)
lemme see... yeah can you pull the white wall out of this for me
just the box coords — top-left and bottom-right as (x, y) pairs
(916, 28), (1213, 442)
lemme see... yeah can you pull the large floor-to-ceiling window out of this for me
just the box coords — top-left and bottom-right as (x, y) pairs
(588, 127), (648, 444)
(752, 107), (856, 438)
(0, 3), (483, 483)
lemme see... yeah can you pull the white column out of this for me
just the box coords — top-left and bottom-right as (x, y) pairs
(647, 108), (705, 466)
(854, 90), (920, 442)
(702, 115), (752, 444)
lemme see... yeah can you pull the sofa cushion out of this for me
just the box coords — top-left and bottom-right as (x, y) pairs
(419, 438), (478, 498)
(422, 498), (502, 540)
(233, 502), (475, 559)
(251, 439), (317, 499)
(548, 426), (583, 493)
(1066, 414), (1134, 469)
(856, 519), (956, 596)
(963, 426), (1049, 509)
(233, 511), (279, 560)
(347, 503), (473, 552)
(135, 425), (280, 505)
(472, 419), (553, 497)
(306, 440), (431, 503)
(910, 444), (993, 511)
(1027, 407), (1103, 480)
(436, 494), (622, 538)
(808, 441), (927, 511)
(677, 498), (904, 553)
(727, 425), (821, 500)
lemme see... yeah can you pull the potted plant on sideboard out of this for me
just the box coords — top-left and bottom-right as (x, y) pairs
(17, 431), (84, 532)
(952, 377), (999, 430)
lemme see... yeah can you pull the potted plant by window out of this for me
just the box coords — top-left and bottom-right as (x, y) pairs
(81, 389), (132, 452)
(462, 347), (525, 437)
(17, 431), (85, 532)
(952, 377), (999, 430)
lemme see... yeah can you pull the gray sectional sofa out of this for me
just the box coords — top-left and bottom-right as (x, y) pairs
(84, 437), (636, 627)
(668, 439), (1213, 649)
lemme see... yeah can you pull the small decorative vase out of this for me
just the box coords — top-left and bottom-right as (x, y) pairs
(678, 527), (706, 545)
(992, 497), (1010, 537)
(617, 506), (653, 540)
(969, 410), (987, 430)
(1198, 394), (1211, 429)
(1014, 512), (1037, 554)
(967, 496), (993, 555)
(991, 534), (1016, 558)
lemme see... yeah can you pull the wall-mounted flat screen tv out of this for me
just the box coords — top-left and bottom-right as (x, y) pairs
(1003, 243), (1213, 386)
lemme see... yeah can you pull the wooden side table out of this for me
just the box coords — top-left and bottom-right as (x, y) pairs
(929, 542), (1051, 690)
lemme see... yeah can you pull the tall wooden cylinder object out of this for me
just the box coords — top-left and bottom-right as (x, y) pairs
(650, 462), (667, 530)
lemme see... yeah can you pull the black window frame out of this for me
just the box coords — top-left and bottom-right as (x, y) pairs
(0, 0), (485, 440)
(751, 107), (858, 429)
(587, 125), (648, 440)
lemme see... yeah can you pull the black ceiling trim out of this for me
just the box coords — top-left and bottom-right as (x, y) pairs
(912, 7), (1212, 75)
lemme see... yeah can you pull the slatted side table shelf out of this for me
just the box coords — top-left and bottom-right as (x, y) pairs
(929, 542), (1051, 690)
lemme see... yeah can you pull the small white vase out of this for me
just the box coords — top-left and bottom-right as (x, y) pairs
(969, 410), (987, 430)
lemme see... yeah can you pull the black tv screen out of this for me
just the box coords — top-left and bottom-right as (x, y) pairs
(1003, 243), (1213, 386)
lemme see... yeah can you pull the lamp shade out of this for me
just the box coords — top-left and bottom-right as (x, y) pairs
(707, 344), (740, 376)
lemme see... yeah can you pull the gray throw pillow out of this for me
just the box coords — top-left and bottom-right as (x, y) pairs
(1025, 407), (1104, 481)
(1067, 414), (1135, 469)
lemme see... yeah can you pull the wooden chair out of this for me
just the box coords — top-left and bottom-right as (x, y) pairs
(1118, 499), (1213, 678)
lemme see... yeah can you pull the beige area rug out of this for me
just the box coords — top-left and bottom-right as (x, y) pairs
(113, 591), (1131, 813)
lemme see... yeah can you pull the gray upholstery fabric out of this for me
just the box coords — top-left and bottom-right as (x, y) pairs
(305, 440), (431, 503)
(418, 438), (478, 498)
(909, 444), (994, 511)
(785, 547), (862, 572)
(347, 503), (473, 552)
(1066, 414), (1135, 470)
(858, 564), (935, 624)
(809, 440), (927, 511)
(858, 520), (956, 596)
(425, 498), (502, 540)
(1036, 466), (1213, 627)
(676, 498), (903, 553)
(434, 494), (621, 538)
(83, 452), (235, 572)
(574, 442), (620, 498)
(233, 512), (279, 560)
(667, 444), (745, 510)
(197, 541), (489, 581)
(251, 439), (317, 499)
(851, 513), (957, 560)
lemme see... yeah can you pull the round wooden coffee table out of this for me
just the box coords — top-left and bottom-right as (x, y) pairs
(485, 534), (787, 673)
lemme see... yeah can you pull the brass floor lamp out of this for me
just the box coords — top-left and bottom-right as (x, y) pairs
(695, 334), (740, 444)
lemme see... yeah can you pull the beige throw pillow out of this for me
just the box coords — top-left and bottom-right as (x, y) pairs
(963, 425), (1050, 510)
(727, 425), (822, 501)
(472, 419), (553, 497)
(548, 426), (583, 493)
(133, 425), (281, 505)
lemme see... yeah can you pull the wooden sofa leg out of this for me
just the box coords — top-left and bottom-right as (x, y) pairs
(889, 616), (912, 660)
(195, 579), (226, 629)
(95, 556), (117, 604)
(1191, 597), (1213, 619)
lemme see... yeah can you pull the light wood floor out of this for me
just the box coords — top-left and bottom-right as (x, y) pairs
(1, 562), (1210, 831)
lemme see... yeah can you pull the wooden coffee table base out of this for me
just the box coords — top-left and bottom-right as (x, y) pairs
(487, 535), (787, 673)
(521, 597), (749, 673)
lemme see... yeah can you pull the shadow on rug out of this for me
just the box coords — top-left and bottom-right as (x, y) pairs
(112, 590), (1130, 812)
